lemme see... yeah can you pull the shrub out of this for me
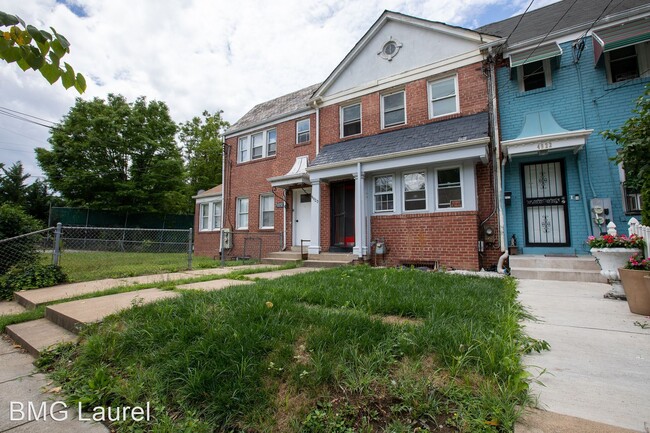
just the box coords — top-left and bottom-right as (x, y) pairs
(0, 203), (44, 274)
(0, 263), (68, 300)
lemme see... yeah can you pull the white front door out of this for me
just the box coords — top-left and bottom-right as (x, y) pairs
(293, 188), (311, 246)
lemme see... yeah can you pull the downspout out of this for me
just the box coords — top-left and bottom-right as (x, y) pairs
(282, 189), (287, 250)
(220, 134), (227, 264)
(486, 48), (508, 274)
(315, 104), (320, 155)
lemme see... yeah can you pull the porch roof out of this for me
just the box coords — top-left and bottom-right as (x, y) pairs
(310, 111), (489, 167)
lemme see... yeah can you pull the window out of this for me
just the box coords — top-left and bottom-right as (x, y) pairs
(236, 197), (249, 229)
(199, 203), (209, 231)
(607, 45), (640, 83)
(519, 60), (550, 92)
(382, 91), (405, 128)
(429, 76), (458, 118)
(341, 103), (361, 137)
(296, 119), (310, 143)
(374, 175), (394, 212)
(251, 132), (263, 160)
(403, 171), (426, 211)
(260, 194), (275, 228)
(212, 199), (222, 229)
(238, 136), (249, 163)
(267, 129), (277, 156)
(437, 168), (462, 208)
(619, 162), (643, 214)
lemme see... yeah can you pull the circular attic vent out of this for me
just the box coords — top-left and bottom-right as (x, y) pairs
(378, 38), (402, 61)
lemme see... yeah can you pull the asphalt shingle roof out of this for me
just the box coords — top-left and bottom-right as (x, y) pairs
(311, 111), (489, 167)
(475, 0), (649, 46)
(228, 83), (321, 134)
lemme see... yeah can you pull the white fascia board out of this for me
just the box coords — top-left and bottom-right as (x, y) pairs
(316, 51), (484, 107)
(307, 137), (489, 178)
(195, 194), (222, 204)
(225, 109), (315, 139)
(267, 174), (310, 189)
(502, 130), (593, 157)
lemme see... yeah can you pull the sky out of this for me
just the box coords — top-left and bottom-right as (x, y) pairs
(0, 0), (560, 182)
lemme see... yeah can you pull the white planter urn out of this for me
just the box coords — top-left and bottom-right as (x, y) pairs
(590, 247), (641, 299)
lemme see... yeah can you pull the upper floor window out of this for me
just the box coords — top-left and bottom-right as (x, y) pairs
(237, 129), (276, 163)
(296, 118), (310, 144)
(519, 60), (551, 92)
(382, 91), (405, 128)
(341, 103), (361, 137)
(260, 194), (275, 229)
(403, 171), (426, 211)
(429, 76), (458, 118)
(606, 44), (649, 83)
(436, 167), (462, 209)
(374, 175), (394, 212)
(267, 129), (277, 156)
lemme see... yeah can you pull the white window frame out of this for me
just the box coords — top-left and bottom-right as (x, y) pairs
(373, 174), (394, 213)
(212, 199), (222, 229)
(266, 128), (277, 156)
(435, 166), (464, 210)
(238, 136), (250, 163)
(428, 75), (459, 119)
(296, 118), (310, 144)
(340, 103), (362, 138)
(381, 90), (406, 129)
(199, 203), (209, 231)
(517, 59), (552, 92)
(605, 42), (650, 84)
(259, 194), (275, 229)
(251, 132), (264, 160)
(403, 170), (427, 212)
(618, 162), (643, 214)
(236, 197), (249, 230)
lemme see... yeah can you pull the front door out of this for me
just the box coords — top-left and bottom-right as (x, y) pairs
(522, 160), (570, 246)
(293, 188), (311, 246)
(330, 180), (355, 252)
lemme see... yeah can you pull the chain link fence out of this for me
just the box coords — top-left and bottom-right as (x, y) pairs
(1, 224), (194, 281)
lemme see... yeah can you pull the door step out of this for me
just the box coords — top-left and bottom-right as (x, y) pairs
(261, 251), (304, 265)
(510, 255), (606, 283)
(5, 319), (77, 358)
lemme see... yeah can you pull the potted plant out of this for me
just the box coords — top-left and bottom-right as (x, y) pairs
(588, 233), (644, 299)
(619, 254), (650, 315)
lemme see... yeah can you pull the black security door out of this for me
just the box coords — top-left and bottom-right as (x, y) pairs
(330, 180), (355, 252)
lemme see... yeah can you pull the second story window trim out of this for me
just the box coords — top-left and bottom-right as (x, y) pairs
(296, 118), (310, 144)
(428, 75), (459, 119)
(381, 90), (406, 129)
(341, 103), (362, 138)
(605, 43), (650, 84)
(518, 59), (552, 92)
(237, 128), (277, 163)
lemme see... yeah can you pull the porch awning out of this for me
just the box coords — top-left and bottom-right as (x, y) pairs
(593, 18), (650, 63)
(508, 42), (562, 68)
(268, 156), (310, 188)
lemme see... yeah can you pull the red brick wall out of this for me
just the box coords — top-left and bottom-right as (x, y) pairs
(224, 113), (317, 259)
(319, 62), (488, 147)
(475, 161), (502, 269)
(370, 211), (480, 270)
(193, 202), (222, 258)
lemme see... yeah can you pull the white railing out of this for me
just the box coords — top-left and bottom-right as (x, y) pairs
(628, 217), (650, 258)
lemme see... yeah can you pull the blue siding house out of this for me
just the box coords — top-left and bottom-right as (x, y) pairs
(478, 0), (649, 256)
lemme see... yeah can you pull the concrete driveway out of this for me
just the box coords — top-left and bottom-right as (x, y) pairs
(518, 279), (650, 432)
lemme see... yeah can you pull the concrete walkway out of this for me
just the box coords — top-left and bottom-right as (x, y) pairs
(518, 279), (650, 432)
(0, 337), (108, 432)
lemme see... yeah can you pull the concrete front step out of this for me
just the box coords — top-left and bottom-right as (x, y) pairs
(303, 260), (352, 268)
(6, 319), (77, 357)
(308, 252), (356, 262)
(511, 267), (606, 283)
(510, 255), (600, 271)
(261, 258), (302, 266)
(45, 288), (179, 334)
(266, 251), (304, 260)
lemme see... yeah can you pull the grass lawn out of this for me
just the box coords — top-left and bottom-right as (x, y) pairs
(48, 251), (255, 282)
(38, 266), (544, 433)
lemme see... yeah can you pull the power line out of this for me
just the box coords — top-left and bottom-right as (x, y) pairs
(497, 0), (536, 55)
(0, 109), (57, 129)
(0, 106), (58, 125)
(592, 67), (650, 102)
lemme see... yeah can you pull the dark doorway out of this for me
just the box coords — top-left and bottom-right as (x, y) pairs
(330, 180), (355, 252)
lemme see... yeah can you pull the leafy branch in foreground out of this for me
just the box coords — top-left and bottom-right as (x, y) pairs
(0, 11), (86, 93)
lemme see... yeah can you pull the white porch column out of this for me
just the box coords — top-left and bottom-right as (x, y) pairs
(353, 168), (365, 258)
(308, 180), (321, 255)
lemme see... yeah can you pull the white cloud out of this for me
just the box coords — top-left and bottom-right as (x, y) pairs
(0, 0), (560, 179)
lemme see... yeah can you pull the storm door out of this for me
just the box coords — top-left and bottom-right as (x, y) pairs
(330, 180), (355, 252)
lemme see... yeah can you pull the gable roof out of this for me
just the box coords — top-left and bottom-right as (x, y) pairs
(192, 184), (222, 199)
(310, 111), (489, 167)
(227, 83), (321, 135)
(312, 10), (498, 101)
(476, 0), (650, 47)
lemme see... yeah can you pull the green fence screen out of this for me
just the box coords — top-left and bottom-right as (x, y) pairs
(49, 207), (194, 229)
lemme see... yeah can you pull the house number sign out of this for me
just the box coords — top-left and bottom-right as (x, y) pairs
(537, 141), (552, 150)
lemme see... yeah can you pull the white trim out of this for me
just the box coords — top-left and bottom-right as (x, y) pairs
(296, 118), (310, 144)
(225, 109), (315, 138)
(517, 58), (552, 92)
(340, 102), (362, 138)
(428, 74), (459, 119)
(251, 131), (264, 160)
(199, 203), (209, 232)
(434, 165), (464, 210)
(380, 90), (406, 129)
(197, 199), (223, 232)
(266, 128), (277, 156)
(237, 129), (278, 163)
(238, 136), (250, 163)
(502, 129), (593, 158)
(402, 169), (428, 212)
(259, 194), (275, 229)
(373, 174), (395, 213)
(604, 42), (650, 84)
(236, 197), (249, 230)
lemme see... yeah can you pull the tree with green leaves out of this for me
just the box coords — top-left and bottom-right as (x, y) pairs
(37, 94), (187, 214)
(178, 110), (228, 204)
(0, 11), (86, 93)
(0, 161), (29, 206)
(603, 84), (650, 223)
(0, 161), (62, 223)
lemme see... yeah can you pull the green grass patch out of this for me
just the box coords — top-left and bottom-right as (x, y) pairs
(44, 251), (257, 282)
(38, 266), (543, 432)
(0, 306), (45, 332)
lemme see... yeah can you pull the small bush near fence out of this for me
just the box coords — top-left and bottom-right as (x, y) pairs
(0, 263), (68, 300)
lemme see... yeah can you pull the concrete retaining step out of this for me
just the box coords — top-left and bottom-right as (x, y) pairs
(176, 279), (254, 291)
(45, 288), (179, 334)
(6, 319), (77, 357)
(303, 260), (352, 268)
(266, 251), (304, 260)
(249, 268), (319, 280)
(308, 252), (355, 262)
(511, 267), (607, 283)
(510, 255), (600, 271)
(261, 258), (302, 266)
(14, 279), (129, 309)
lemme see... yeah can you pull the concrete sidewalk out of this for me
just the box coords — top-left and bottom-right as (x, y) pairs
(518, 279), (650, 432)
